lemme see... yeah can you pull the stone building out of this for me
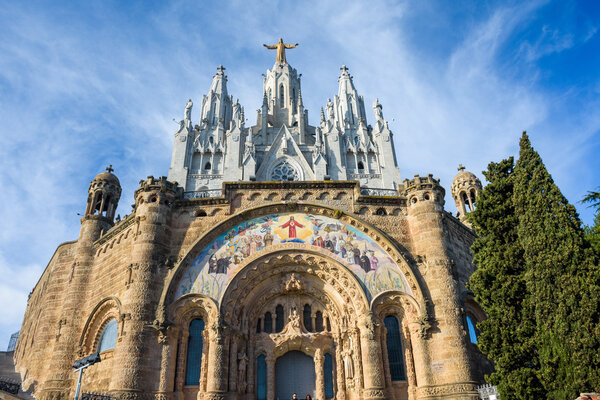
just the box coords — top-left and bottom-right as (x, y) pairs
(14, 44), (492, 400)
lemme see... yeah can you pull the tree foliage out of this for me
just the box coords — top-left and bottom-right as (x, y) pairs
(469, 158), (544, 399)
(582, 189), (600, 254)
(469, 132), (600, 399)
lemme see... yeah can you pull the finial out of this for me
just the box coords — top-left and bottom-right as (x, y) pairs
(217, 65), (226, 73)
(458, 164), (465, 172)
(340, 65), (349, 73)
(106, 165), (114, 173)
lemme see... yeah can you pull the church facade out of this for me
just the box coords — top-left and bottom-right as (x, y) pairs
(14, 44), (491, 400)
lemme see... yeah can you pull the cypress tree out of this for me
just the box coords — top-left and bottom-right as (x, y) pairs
(513, 132), (600, 399)
(582, 189), (600, 254)
(469, 158), (544, 399)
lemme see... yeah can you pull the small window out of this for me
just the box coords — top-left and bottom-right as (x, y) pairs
(466, 315), (478, 344)
(275, 305), (284, 333)
(256, 318), (262, 333)
(98, 319), (118, 352)
(279, 84), (285, 107)
(384, 315), (406, 381)
(357, 161), (364, 171)
(185, 319), (205, 385)
(264, 312), (273, 333)
(315, 311), (324, 332)
(204, 162), (211, 171)
(303, 304), (312, 332)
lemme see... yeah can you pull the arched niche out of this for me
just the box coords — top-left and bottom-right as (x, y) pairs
(159, 203), (426, 319)
(168, 293), (219, 328)
(79, 296), (122, 354)
(219, 248), (371, 334)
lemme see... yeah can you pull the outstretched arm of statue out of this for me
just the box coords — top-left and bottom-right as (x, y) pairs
(285, 43), (299, 48)
(263, 44), (277, 49)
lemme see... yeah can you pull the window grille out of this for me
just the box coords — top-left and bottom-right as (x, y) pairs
(185, 319), (205, 385)
(98, 319), (118, 353)
(384, 315), (406, 381)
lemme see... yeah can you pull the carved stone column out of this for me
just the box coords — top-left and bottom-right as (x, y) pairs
(402, 325), (418, 400)
(314, 349), (325, 400)
(247, 341), (255, 398)
(359, 314), (386, 400)
(158, 327), (179, 399)
(266, 354), (275, 400)
(408, 321), (431, 388)
(175, 331), (188, 400)
(229, 335), (239, 393)
(200, 330), (210, 393)
(379, 326), (393, 395)
(206, 322), (227, 399)
(334, 335), (346, 400)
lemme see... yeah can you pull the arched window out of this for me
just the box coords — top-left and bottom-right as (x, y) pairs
(264, 312), (273, 333)
(303, 304), (312, 332)
(466, 315), (478, 344)
(256, 318), (262, 333)
(257, 355), (267, 400)
(275, 305), (284, 333)
(315, 311), (324, 332)
(384, 315), (406, 381)
(324, 353), (334, 398)
(204, 162), (211, 171)
(326, 317), (331, 332)
(462, 192), (472, 212)
(279, 84), (285, 107)
(470, 189), (477, 209)
(98, 319), (118, 353)
(185, 318), (205, 385)
(357, 161), (364, 171)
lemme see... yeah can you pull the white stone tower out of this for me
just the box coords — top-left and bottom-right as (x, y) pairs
(167, 41), (403, 197)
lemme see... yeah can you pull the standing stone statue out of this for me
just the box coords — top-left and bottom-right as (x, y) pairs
(263, 38), (299, 64)
(373, 98), (384, 121)
(237, 352), (248, 393)
(184, 99), (193, 121)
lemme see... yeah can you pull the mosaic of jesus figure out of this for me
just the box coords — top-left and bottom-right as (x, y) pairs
(281, 216), (304, 238)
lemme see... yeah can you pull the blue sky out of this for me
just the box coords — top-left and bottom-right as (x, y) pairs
(1, 0), (599, 348)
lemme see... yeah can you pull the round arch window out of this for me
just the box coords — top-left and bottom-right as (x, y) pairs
(271, 160), (299, 181)
(98, 318), (118, 352)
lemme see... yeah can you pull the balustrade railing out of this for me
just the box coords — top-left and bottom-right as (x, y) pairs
(183, 189), (223, 199)
(360, 187), (398, 196)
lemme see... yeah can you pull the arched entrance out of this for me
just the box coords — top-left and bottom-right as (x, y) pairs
(275, 351), (315, 400)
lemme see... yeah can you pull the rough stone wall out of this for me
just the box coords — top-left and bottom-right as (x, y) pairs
(15, 179), (486, 400)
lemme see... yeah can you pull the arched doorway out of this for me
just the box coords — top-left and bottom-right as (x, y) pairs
(275, 351), (315, 400)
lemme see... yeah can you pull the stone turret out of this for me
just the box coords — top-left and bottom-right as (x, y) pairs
(81, 165), (122, 241)
(402, 174), (479, 397)
(451, 165), (482, 222)
(110, 176), (182, 397)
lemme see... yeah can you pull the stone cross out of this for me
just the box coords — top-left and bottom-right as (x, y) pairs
(106, 165), (114, 173)
(457, 164), (465, 172)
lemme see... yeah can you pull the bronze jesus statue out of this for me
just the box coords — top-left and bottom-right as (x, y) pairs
(263, 38), (299, 64)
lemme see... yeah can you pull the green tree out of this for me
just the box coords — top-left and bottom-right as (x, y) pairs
(468, 157), (544, 399)
(582, 189), (600, 254)
(513, 132), (600, 399)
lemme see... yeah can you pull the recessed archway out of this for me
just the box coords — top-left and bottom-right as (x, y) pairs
(275, 351), (315, 400)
